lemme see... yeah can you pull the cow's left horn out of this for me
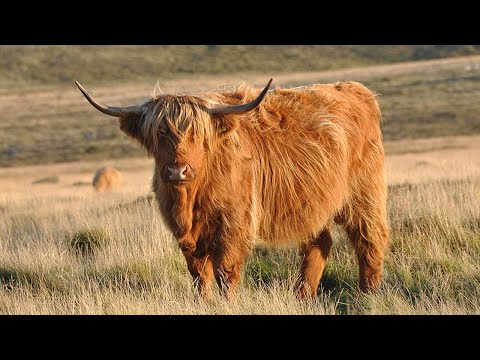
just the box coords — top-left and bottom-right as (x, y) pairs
(207, 78), (273, 116)
(75, 81), (144, 117)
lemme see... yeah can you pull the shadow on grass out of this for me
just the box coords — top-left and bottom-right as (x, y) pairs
(32, 175), (59, 185)
(72, 181), (90, 187)
(0, 267), (29, 290)
(0, 266), (72, 293)
(319, 265), (358, 314)
(243, 246), (360, 314)
(85, 263), (161, 291)
(243, 247), (297, 288)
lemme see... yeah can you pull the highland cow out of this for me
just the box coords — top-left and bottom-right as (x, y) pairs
(76, 79), (389, 300)
(92, 166), (122, 192)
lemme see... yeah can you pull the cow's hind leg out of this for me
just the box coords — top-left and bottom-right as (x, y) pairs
(341, 137), (390, 292)
(341, 202), (389, 292)
(295, 229), (333, 299)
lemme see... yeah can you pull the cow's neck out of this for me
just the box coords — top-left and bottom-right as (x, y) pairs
(164, 173), (214, 250)
(168, 184), (197, 237)
(156, 142), (239, 250)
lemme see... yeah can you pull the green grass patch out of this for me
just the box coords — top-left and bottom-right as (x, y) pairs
(243, 247), (297, 288)
(69, 228), (111, 257)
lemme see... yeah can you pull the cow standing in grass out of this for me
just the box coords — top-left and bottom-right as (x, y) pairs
(76, 78), (390, 300)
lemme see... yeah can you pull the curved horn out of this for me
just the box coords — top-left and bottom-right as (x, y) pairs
(207, 78), (273, 116)
(75, 81), (144, 117)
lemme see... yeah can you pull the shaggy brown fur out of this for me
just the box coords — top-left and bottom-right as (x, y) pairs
(110, 81), (389, 299)
(92, 166), (123, 192)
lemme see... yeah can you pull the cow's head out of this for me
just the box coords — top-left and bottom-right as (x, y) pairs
(75, 79), (272, 186)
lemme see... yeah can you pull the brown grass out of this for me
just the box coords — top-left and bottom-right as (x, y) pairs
(0, 135), (479, 314)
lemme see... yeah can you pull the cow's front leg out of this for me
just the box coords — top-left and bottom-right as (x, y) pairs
(212, 241), (251, 301)
(213, 257), (244, 301)
(212, 182), (253, 300)
(183, 250), (214, 301)
(178, 215), (213, 300)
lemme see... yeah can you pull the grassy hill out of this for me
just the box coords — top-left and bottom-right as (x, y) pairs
(1, 49), (480, 167)
(1, 45), (480, 88)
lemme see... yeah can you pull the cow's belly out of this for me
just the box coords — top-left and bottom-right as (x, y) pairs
(254, 192), (345, 246)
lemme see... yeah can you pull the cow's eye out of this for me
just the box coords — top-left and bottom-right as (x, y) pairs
(158, 128), (168, 137)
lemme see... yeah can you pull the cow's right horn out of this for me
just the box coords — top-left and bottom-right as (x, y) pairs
(75, 81), (144, 117)
(207, 78), (273, 116)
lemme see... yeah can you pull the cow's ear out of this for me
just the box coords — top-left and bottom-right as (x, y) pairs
(214, 115), (240, 139)
(119, 114), (146, 145)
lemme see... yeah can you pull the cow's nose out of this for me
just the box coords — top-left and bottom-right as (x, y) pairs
(167, 164), (192, 181)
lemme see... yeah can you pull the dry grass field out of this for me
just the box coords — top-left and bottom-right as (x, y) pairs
(0, 135), (479, 314)
(1, 50), (479, 314)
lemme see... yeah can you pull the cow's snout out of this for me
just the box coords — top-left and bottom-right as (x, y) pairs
(166, 163), (195, 182)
